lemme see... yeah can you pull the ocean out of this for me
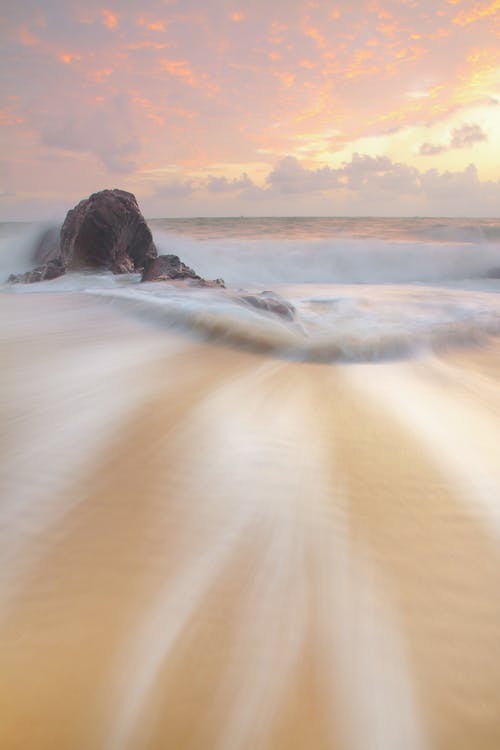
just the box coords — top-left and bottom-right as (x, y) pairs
(1, 216), (500, 749)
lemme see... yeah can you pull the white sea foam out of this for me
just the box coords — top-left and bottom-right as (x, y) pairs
(153, 229), (500, 286)
(103, 360), (425, 750)
(0, 222), (49, 279)
(85, 282), (500, 362)
(345, 359), (500, 537)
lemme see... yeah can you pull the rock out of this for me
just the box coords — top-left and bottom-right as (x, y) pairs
(237, 291), (295, 320)
(6, 190), (227, 289)
(142, 254), (225, 287)
(141, 254), (201, 282)
(60, 189), (157, 273)
(8, 258), (66, 284)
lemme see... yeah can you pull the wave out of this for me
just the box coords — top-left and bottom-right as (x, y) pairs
(87, 284), (500, 363)
(153, 231), (500, 286)
(0, 222), (51, 280)
(3, 221), (500, 287)
(4, 221), (500, 362)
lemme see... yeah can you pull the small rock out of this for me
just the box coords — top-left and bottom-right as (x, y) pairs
(8, 258), (66, 284)
(142, 254), (225, 287)
(237, 291), (295, 320)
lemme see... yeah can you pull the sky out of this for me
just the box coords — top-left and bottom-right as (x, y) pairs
(1, 0), (499, 218)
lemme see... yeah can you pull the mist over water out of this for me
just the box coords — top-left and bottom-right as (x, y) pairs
(2, 217), (500, 749)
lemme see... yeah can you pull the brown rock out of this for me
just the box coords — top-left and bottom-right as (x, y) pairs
(8, 258), (66, 284)
(60, 189), (157, 273)
(142, 254), (225, 287)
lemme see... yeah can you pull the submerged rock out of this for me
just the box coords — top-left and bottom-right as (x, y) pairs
(8, 258), (66, 284)
(60, 189), (157, 273)
(237, 291), (295, 320)
(142, 254), (225, 288)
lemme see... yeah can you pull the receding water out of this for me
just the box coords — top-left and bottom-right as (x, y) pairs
(1, 218), (500, 749)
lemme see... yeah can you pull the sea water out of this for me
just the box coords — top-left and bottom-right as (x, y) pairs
(1, 217), (500, 749)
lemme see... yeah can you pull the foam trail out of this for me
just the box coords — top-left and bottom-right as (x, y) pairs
(0, 344), (166, 618)
(211, 390), (310, 750)
(104, 361), (286, 750)
(305, 382), (426, 750)
(106, 511), (254, 750)
(104, 363), (426, 750)
(344, 359), (500, 537)
(313, 514), (427, 750)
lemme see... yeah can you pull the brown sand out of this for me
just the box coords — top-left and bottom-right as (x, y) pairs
(1, 293), (500, 750)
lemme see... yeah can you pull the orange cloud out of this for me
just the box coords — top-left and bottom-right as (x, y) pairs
(0, 109), (24, 126)
(59, 53), (82, 64)
(274, 71), (296, 88)
(454, 51), (500, 104)
(230, 12), (245, 22)
(268, 22), (288, 45)
(368, 0), (393, 20)
(304, 26), (328, 50)
(377, 21), (398, 37)
(159, 59), (219, 94)
(453, 0), (500, 24)
(160, 58), (197, 86)
(344, 48), (380, 79)
(137, 17), (166, 31)
(18, 26), (40, 46)
(101, 9), (118, 30)
(88, 68), (113, 82)
(132, 95), (169, 127)
(128, 40), (168, 50)
(299, 59), (317, 69)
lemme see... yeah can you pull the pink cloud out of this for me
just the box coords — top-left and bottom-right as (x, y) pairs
(101, 9), (118, 30)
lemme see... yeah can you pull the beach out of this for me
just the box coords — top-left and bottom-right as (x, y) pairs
(2, 225), (500, 749)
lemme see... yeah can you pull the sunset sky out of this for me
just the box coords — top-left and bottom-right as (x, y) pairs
(1, 0), (499, 218)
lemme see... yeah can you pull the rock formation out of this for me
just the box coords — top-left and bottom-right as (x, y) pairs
(60, 189), (157, 273)
(141, 254), (225, 288)
(8, 189), (158, 283)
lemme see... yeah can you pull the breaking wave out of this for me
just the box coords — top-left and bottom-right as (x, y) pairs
(153, 231), (500, 286)
(87, 283), (500, 363)
(3, 219), (500, 362)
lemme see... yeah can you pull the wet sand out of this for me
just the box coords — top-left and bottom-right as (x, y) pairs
(1, 293), (500, 749)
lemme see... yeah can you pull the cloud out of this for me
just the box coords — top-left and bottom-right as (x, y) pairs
(341, 153), (419, 193)
(267, 153), (419, 195)
(153, 179), (193, 198)
(419, 163), (481, 199)
(419, 122), (488, 156)
(205, 173), (254, 193)
(2, 0), (500, 219)
(38, 94), (141, 172)
(450, 122), (488, 148)
(453, 0), (500, 26)
(267, 156), (340, 193)
(419, 142), (447, 156)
